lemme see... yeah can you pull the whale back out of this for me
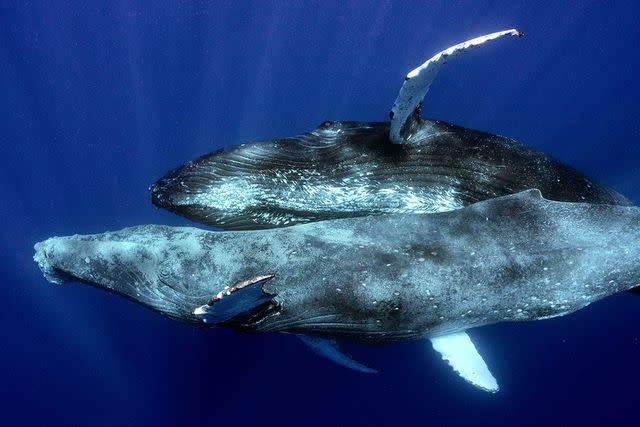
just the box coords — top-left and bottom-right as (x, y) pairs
(150, 120), (631, 230)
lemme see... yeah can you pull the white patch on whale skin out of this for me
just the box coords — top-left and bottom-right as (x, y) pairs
(179, 174), (463, 227)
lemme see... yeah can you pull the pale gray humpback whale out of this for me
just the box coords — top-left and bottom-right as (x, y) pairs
(34, 191), (640, 392)
(150, 30), (631, 230)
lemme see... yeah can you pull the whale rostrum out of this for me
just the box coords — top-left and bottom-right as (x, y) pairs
(150, 29), (630, 230)
(34, 191), (640, 392)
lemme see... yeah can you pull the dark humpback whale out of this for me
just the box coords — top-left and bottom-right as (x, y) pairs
(34, 191), (640, 392)
(151, 120), (630, 229)
(149, 30), (631, 230)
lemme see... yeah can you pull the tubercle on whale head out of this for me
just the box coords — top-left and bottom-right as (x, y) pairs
(147, 155), (265, 230)
(149, 175), (184, 209)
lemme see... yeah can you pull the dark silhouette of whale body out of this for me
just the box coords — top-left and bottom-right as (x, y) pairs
(151, 119), (631, 230)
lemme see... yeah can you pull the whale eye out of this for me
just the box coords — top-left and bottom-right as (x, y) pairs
(158, 261), (190, 290)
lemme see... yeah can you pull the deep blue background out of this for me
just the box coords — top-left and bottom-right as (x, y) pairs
(2, 1), (640, 426)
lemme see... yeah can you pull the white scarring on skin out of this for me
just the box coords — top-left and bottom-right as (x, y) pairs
(390, 29), (523, 144)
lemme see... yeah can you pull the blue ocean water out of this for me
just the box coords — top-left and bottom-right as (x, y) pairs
(2, 1), (640, 425)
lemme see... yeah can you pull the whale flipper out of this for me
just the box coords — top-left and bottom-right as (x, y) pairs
(193, 274), (276, 324)
(390, 29), (523, 144)
(431, 332), (499, 393)
(298, 335), (377, 374)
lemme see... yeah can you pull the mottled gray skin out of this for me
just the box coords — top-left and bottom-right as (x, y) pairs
(150, 120), (631, 230)
(35, 191), (640, 343)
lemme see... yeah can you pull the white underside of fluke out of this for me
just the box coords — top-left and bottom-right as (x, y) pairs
(430, 331), (499, 393)
(390, 29), (522, 144)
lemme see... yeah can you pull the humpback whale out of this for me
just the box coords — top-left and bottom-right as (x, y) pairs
(34, 191), (640, 392)
(150, 30), (631, 230)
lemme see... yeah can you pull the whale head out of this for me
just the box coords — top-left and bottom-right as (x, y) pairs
(33, 226), (280, 327)
(33, 228), (210, 324)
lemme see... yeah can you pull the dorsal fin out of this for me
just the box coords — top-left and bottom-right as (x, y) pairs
(389, 29), (523, 144)
(193, 274), (276, 324)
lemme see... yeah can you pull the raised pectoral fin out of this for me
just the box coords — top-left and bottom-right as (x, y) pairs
(193, 274), (276, 324)
(430, 332), (499, 393)
(627, 286), (640, 296)
(390, 29), (523, 144)
(298, 335), (377, 374)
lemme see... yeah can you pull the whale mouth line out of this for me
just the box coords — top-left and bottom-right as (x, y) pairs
(34, 246), (90, 286)
(47, 266), (79, 284)
(34, 245), (64, 284)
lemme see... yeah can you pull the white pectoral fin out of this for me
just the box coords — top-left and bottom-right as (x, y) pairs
(298, 335), (377, 374)
(430, 332), (499, 393)
(390, 29), (523, 144)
